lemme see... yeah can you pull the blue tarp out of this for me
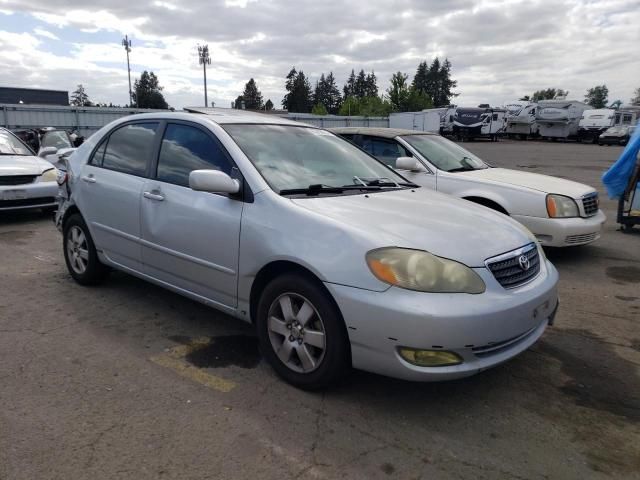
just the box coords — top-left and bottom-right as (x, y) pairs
(602, 126), (640, 199)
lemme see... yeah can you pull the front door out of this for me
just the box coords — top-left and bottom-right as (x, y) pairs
(140, 122), (243, 310)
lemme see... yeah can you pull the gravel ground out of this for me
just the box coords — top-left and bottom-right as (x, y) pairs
(0, 139), (638, 480)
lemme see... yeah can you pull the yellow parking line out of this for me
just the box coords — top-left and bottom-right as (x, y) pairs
(150, 337), (236, 393)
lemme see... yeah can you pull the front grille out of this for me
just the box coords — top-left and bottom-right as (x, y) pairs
(486, 243), (540, 289)
(582, 193), (598, 216)
(565, 232), (599, 245)
(0, 175), (37, 186)
(0, 197), (56, 208)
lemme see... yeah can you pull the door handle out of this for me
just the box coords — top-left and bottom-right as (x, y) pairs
(143, 191), (165, 201)
(81, 175), (96, 184)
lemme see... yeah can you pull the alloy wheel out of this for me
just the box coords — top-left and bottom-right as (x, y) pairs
(66, 225), (89, 275)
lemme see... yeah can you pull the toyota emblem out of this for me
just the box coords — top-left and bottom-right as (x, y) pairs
(518, 254), (530, 271)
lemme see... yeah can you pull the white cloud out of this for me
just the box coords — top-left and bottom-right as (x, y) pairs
(0, 0), (637, 109)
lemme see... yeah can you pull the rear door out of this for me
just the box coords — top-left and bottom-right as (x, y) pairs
(76, 122), (159, 272)
(140, 121), (243, 310)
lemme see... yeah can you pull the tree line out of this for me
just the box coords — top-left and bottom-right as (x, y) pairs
(233, 57), (459, 115)
(520, 85), (640, 109)
(70, 70), (169, 109)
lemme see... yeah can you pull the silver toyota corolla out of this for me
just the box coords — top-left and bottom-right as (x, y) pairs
(55, 110), (559, 389)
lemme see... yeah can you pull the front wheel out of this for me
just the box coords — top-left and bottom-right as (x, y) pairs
(256, 274), (350, 389)
(63, 214), (108, 285)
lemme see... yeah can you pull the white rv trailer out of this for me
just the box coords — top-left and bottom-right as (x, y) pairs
(505, 102), (539, 138)
(452, 107), (506, 141)
(389, 110), (441, 133)
(613, 105), (640, 127)
(536, 99), (592, 140)
(577, 108), (615, 143)
(414, 106), (457, 135)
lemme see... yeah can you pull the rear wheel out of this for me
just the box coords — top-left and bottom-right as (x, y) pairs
(256, 274), (350, 389)
(63, 214), (108, 285)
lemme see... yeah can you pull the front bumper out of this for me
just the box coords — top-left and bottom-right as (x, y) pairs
(0, 182), (58, 211)
(512, 210), (606, 247)
(325, 259), (559, 381)
(599, 136), (627, 145)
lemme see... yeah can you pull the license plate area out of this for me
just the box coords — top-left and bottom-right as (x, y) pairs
(2, 189), (27, 200)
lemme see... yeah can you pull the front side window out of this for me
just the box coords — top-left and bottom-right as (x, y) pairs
(402, 135), (489, 172)
(0, 129), (31, 156)
(102, 123), (158, 176)
(223, 125), (408, 193)
(156, 124), (232, 187)
(360, 136), (409, 167)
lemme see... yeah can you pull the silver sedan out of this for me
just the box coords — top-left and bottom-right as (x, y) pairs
(55, 111), (558, 389)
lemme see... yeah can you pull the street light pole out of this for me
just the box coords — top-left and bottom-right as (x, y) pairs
(197, 44), (211, 107)
(122, 35), (133, 107)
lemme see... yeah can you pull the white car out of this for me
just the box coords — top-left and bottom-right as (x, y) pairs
(332, 127), (606, 247)
(0, 127), (59, 212)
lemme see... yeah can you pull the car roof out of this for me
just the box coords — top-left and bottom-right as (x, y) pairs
(328, 127), (437, 138)
(109, 109), (310, 128)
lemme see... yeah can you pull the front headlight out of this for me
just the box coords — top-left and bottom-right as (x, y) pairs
(40, 168), (58, 182)
(546, 194), (578, 218)
(366, 248), (486, 294)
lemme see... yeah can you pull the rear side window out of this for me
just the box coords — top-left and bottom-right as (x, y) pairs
(156, 123), (232, 187)
(90, 141), (107, 166)
(102, 123), (159, 176)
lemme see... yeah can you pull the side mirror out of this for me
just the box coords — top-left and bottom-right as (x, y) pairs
(395, 157), (422, 172)
(38, 146), (57, 158)
(189, 169), (240, 194)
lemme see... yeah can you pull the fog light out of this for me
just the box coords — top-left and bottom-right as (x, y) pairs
(398, 348), (463, 367)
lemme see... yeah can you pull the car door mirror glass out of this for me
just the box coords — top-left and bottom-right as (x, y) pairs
(189, 169), (240, 194)
(395, 157), (422, 172)
(38, 146), (58, 158)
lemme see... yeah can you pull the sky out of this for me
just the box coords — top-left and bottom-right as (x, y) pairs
(0, 0), (638, 110)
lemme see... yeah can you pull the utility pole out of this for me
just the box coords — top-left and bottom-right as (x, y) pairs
(197, 44), (211, 107)
(122, 35), (133, 107)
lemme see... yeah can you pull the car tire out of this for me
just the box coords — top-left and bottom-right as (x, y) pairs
(63, 213), (108, 285)
(256, 273), (350, 390)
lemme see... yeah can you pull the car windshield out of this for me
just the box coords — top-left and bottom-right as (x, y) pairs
(41, 131), (73, 149)
(605, 126), (627, 134)
(0, 129), (32, 156)
(223, 124), (410, 193)
(401, 135), (489, 172)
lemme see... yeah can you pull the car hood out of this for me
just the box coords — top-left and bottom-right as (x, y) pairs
(455, 167), (595, 197)
(0, 155), (55, 176)
(291, 188), (533, 267)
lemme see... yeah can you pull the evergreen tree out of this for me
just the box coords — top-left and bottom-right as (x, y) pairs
(343, 69), (356, 99)
(412, 58), (457, 106)
(324, 72), (342, 113)
(437, 58), (458, 106)
(412, 61), (429, 94)
(585, 85), (608, 109)
(265, 99), (274, 111)
(70, 84), (91, 106)
(364, 71), (378, 97)
(132, 71), (168, 109)
(313, 74), (327, 109)
(282, 68), (312, 112)
(242, 78), (263, 110)
(233, 95), (244, 109)
(354, 69), (367, 98)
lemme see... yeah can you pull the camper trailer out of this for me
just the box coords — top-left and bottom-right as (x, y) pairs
(505, 102), (539, 139)
(389, 110), (441, 133)
(613, 105), (640, 127)
(578, 108), (615, 143)
(417, 107), (457, 135)
(536, 100), (592, 140)
(452, 107), (506, 141)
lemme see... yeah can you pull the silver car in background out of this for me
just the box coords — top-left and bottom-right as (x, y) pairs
(55, 111), (559, 389)
(0, 127), (59, 212)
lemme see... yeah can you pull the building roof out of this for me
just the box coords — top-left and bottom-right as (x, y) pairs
(328, 127), (437, 138)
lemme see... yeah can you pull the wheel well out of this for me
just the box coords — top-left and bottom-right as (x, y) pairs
(61, 204), (82, 228)
(463, 196), (509, 215)
(249, 261), (331, 324)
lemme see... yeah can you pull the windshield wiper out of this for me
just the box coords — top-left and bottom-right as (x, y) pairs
(447, 167), (476, 173)
(279, 184), (346, 196)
